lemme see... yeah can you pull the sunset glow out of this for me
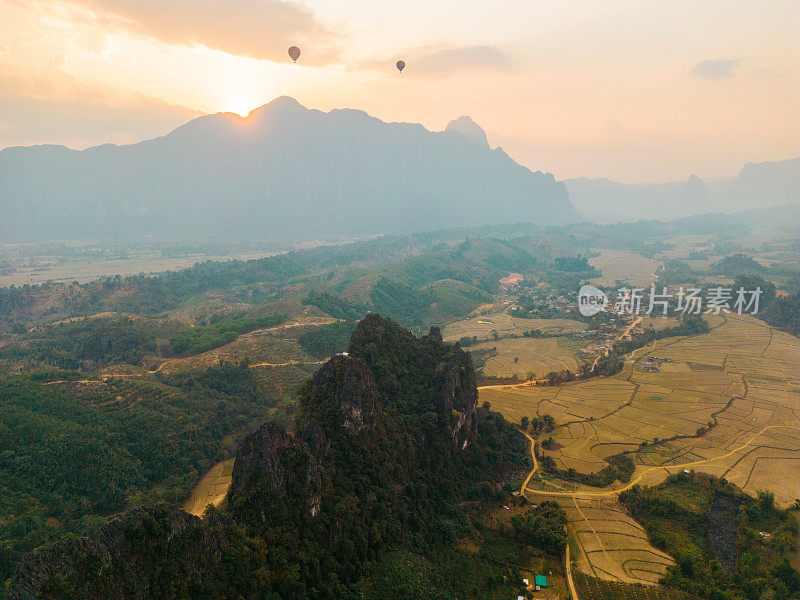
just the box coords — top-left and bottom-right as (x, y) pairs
(1, 0), (798, 181)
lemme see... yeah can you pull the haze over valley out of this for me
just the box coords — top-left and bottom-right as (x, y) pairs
(1, 2), (799, 599)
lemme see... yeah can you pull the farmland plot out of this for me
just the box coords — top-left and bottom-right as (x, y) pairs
(485, 313), (800, 582)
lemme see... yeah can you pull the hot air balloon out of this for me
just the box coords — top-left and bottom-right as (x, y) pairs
(288, 46), (301, 63)
(396, 60), (405, 73)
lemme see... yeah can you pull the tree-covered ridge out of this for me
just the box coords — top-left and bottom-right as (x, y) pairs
(620, 472), (800, 600)
(6, 315), (532, 599)
(170, 312), (287, 356)
(0, 229), (584, 334)
(759, 289), (800, 336)
(712, 254), (766, 276)
(0, 362), (278, 584)
(0, 317), (182, 370)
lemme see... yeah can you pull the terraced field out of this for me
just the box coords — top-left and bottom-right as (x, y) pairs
(442, 312), (586, 342)
(184, 458), (235, 517)
(468, 336), (585, 378)
(485, 312), (800, 585)
(567, 498), (674, 584)
(588, 249), (659, 288)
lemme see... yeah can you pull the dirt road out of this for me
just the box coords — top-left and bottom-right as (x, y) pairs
(521, 423), (800, 500)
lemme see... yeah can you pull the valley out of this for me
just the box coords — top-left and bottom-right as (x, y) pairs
(1, 211), (799, 599)
(476, 309), (800, 594)
(2, 4), (798, 596)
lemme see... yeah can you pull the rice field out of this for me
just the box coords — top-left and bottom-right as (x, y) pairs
(487, 313), (800, 584)
(442, 312), (586, 342)
(588, 249), (659, 288)
(468, 336), (585, 378)
(183, 458), (235, 517)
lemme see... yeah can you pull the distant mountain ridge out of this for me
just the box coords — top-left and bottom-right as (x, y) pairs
(0, 96), (576, 241)
(565, 157), (799, 223)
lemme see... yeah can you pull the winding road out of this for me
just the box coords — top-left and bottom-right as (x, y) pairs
(521, 423), (800, 500)
(518, 422), (800, 598)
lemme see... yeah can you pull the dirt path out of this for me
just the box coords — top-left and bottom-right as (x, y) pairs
(519, 430), (538, 498)
(565, 540), (579, 600)
(521, 430), (580, 597)
(591, 315), (642, 371)
(522, 423), (800, 500)
(249, 359), (326, 368)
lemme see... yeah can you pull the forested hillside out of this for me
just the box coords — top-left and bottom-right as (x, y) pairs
(6, 316), (537, 599)
(0, 231), (575, 334)
(0, 362), (278, 583)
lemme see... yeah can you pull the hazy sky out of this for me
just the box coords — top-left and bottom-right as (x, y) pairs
(1, 0), (798, 182)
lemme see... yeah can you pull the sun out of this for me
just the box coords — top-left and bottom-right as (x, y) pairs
(225, 99), (255, 117)
(220, 87), (260, 117)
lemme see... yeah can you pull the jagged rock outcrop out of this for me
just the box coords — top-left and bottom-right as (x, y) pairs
(348, 314), (478, 451)
(304, 354), (376, 435)
(228, 421), (323, 524)
(440, 351), (478, 449)
(6, 314), (526, 600)
(7, 503), (234, 600)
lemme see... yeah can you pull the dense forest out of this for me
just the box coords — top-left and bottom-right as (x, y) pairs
(170, 313), (287, 356)
(4, 315), (553, 600)
(620, 472), (799, 600)
(0, 317), (181, 370)
(760, 290), (800, 336)
(0, 362), (279, 583)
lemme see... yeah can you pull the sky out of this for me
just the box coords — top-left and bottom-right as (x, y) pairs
(1, 0), (798, 182)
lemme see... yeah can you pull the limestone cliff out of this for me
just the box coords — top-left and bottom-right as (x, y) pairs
(7, 503), (237, 600)
(228, 421), (323, 524)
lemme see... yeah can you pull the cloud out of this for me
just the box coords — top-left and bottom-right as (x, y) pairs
(360, 44), (513, 78)
(0, 69), (202, 150)
(751, 66), (787, 80)
(690, 58), (742, 80)
(66, 0), (342, 64)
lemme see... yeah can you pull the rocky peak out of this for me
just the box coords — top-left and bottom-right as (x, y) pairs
(247, 95), (306, 118)
(228, 421), (322, 524)
(440, 352), (478, 449)
(445, 115), (489, 147)
(303, 354), (377, 436)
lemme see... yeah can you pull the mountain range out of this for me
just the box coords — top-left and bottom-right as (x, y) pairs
(0, 97), (575, 241)
(1, 97), (796, 240)
(564, 157), (799, 223)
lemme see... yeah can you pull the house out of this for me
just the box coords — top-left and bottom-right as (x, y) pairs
(534, 574), (547, 588)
